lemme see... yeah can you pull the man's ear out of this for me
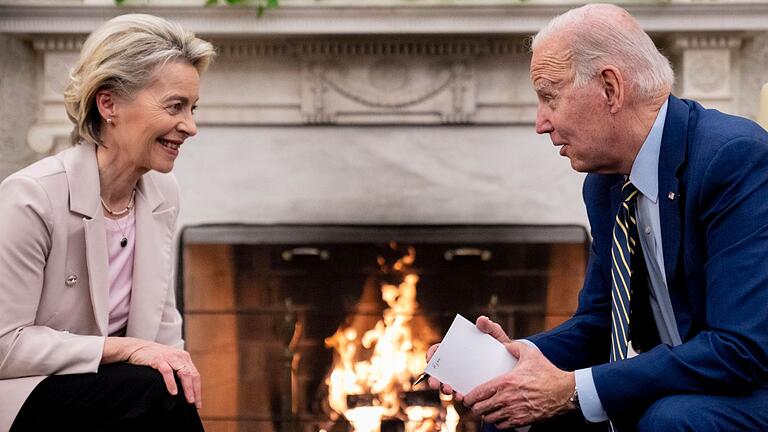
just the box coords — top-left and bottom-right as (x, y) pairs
(95, 90), (116, 121)
(600, 66), (624, 114)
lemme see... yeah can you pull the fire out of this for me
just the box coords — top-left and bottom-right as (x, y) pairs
(324, 244), (457, 432)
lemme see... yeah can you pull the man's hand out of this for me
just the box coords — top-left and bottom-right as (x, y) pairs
(463, 340), (576, 429)
(425, 316), (514, 401)
(425, 343), (462, 398)
(103, 336), (202, 409)
(476, 315), (512, 344)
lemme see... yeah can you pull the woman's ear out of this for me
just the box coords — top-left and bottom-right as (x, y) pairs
(95, 90), (116, 122)
(600, 66), (624, 114)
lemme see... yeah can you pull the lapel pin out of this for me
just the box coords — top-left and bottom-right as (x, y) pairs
(667, 192), (676, 200)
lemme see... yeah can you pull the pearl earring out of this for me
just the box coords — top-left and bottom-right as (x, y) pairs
(106, 117), (113, 124)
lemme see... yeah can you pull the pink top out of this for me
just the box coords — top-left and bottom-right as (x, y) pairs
(104, 210), (135, 336)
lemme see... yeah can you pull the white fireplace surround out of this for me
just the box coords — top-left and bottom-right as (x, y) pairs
(2, 1), (767, 228)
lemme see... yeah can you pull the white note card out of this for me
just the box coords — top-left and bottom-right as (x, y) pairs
(425, 314), (518, 395)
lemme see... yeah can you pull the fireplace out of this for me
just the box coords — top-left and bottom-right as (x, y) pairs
(2, 4), (762, 430)
(179, 224), (588, 432)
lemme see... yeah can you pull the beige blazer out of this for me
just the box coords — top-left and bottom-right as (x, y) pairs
(0, 142), (184, 431)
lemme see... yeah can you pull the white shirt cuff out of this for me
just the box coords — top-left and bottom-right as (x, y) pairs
(574, 368), (609, 423)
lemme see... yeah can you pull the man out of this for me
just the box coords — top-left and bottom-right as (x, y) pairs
(428, 4), (768, 431)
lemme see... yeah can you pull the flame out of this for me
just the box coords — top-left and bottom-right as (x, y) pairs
(346, 407), (387, 432)
(441, 400), (460, 432)
(405, 406), (441, 432)
(324, 245), (459, 432)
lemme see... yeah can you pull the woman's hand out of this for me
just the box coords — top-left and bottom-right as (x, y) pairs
(103, 336), (202, 409)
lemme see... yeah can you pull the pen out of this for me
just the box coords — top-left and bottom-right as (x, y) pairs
(412, 372), (429, 388)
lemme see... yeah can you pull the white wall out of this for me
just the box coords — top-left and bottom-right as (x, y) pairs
(174, 125), (588, 228)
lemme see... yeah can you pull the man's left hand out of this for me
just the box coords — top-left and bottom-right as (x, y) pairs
(463, 340), (576, 429)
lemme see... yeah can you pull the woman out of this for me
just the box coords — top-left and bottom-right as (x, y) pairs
(0, 14), (216, 431)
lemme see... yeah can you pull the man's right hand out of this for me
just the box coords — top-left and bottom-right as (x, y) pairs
(425, 315), (512, 401)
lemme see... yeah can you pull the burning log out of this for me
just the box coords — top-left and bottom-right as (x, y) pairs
(400, 390), (441, 408)
(347, 393), (381, 409)
(381, 418), (406, 432)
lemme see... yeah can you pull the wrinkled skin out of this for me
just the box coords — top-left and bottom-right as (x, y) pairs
(426, 316), (575, 428)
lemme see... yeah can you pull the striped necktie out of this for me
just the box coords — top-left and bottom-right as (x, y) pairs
(610, 180), (640, 362)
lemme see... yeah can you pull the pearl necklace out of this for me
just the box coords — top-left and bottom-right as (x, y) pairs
(100, 189), (136, 247)
(100, 189), (136, 216)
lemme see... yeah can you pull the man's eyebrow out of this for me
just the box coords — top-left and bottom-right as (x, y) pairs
(533, 81), (554, 93)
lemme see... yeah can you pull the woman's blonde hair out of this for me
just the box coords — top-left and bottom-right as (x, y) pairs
(63, 14), (216, 146)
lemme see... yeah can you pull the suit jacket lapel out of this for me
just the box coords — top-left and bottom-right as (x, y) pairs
(126, 173), (175, 340)
(657, 95), (697, 340)
(57, 143), (110, 335)
(658, 96), (688, 288)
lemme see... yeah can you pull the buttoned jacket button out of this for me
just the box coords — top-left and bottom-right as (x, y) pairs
(65, 275), (78, 287)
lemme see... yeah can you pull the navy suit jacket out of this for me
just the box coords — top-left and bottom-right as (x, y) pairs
(529, 95), (768, 421)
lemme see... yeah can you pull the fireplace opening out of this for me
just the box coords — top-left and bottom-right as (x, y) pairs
(178, 225), (588, 432)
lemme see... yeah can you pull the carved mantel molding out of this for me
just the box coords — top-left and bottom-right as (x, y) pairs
(1, 2), (763, 155)
(22, 35), (540, 155)
(209, 38), (531, 126)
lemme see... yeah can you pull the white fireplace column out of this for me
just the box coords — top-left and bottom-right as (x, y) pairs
(671, 34), (743, 114)
(27, 37), (83, 157)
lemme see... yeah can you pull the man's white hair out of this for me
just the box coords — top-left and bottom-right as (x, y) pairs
(532, 3), (674, 102)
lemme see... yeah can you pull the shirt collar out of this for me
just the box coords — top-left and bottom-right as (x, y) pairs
(629, 99), (668, 204)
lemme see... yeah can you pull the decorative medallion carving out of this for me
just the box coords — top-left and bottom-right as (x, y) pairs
(301, 57), (476, 124)
(686, 50), (729, 94)
(368, 58), (410, 93)
(322, 60), (453, 108)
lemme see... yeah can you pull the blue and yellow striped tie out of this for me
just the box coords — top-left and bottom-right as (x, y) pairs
(610, 180), (640, 362)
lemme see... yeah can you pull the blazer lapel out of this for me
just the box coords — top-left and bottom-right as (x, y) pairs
(83, 219), (110, 335)
(57, 143), (110, 335)
(658, 96), (689, 287)
(657, 96), (694, 338)
(126, 173), (175, 340)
